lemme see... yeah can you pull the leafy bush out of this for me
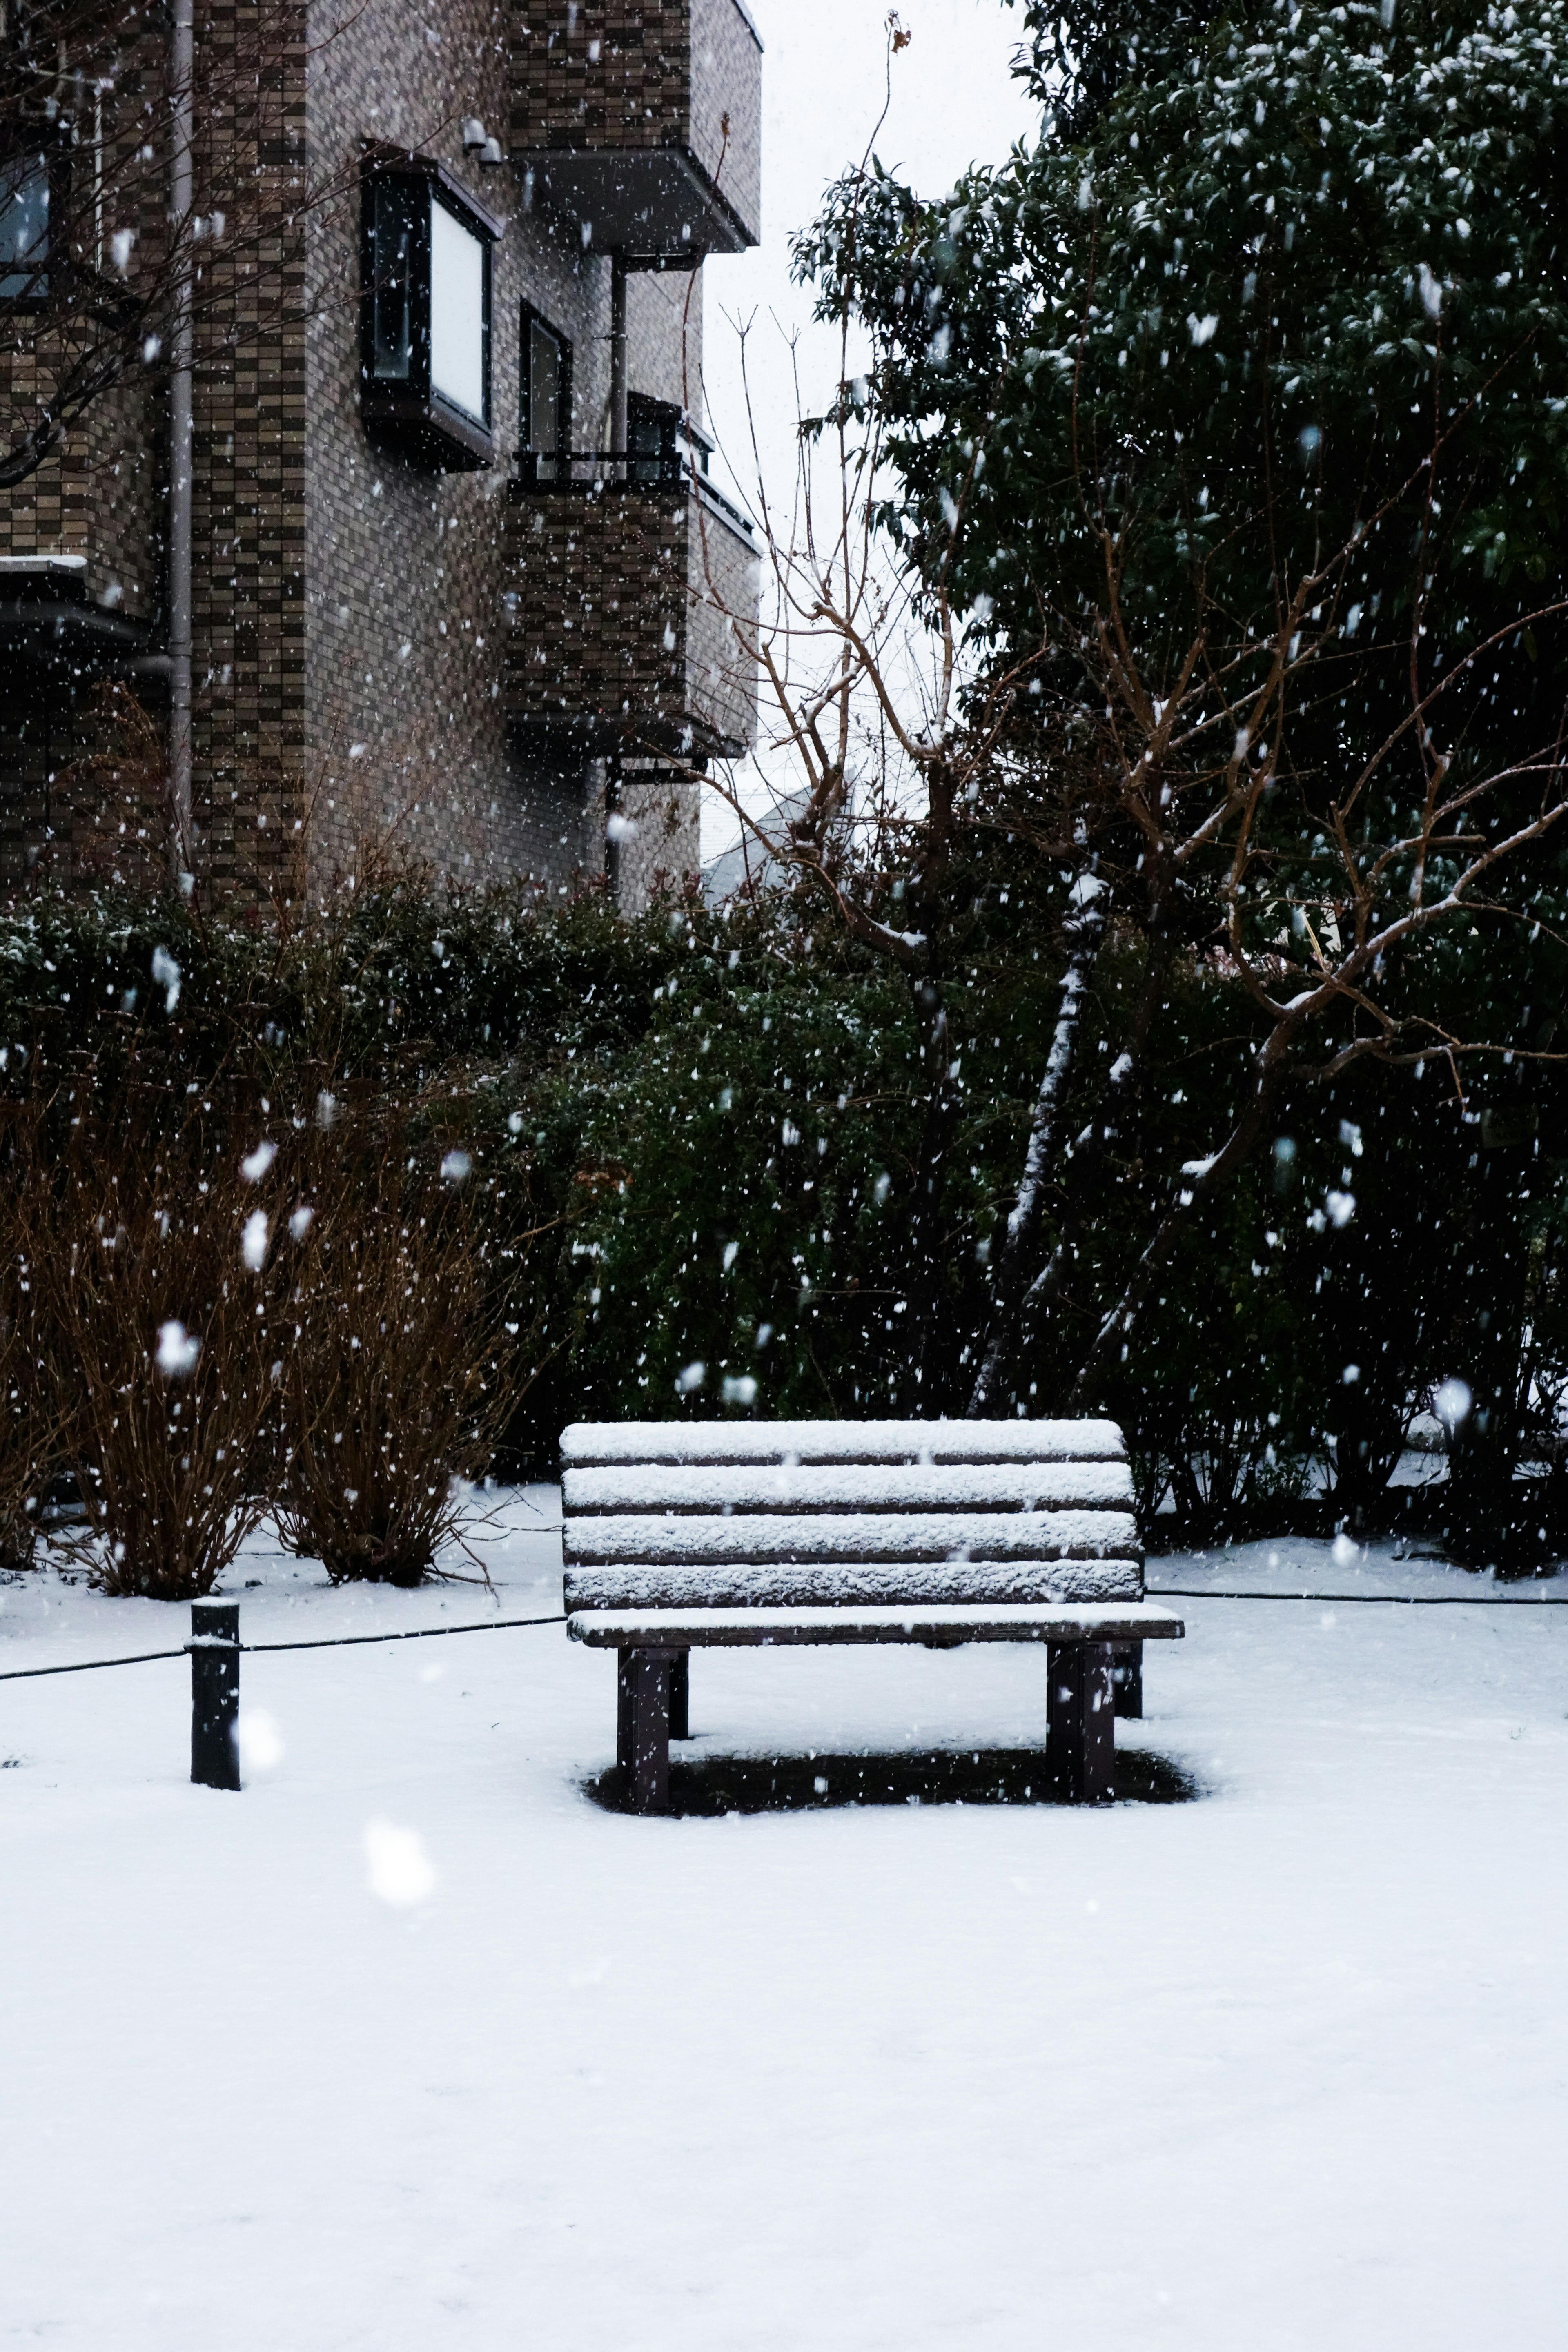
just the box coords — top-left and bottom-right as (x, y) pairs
(6, 871), (1565, 1556)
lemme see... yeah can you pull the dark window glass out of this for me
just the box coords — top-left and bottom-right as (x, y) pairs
(524, 315), (567, 466)
(0, 155), (49, 301)
(628, 393), (682, 484)
(369, 177), (417, 381)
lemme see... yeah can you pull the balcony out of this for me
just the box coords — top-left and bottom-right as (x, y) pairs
(0, 556), (157, 677)
(503, 445), (758, 759)
(508, 0), (762, 258)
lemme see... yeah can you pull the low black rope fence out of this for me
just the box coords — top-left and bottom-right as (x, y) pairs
(2, 1601), (571, 1787)
(0, 1611), (568, 1684)
(0, 1647), (192, 1682)
(4, 1586), (1562, 1790)
(1147, 1587), (1568, 1604)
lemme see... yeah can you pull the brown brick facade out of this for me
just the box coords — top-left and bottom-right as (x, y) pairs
(1, 0), (756, 908)
(503, 471), (754, 755)
(507, 0), (759, 240)
(510, 0), (691, 154)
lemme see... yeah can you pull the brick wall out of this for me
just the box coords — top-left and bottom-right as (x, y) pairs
(686, 482), (756, 752)
(613, 762), (699, 910)
(504, 478), (690, 739)
(192, 0), (310, 902)
(506, 0), (759, 244)
(502, 469), (753, 909)
(689, 0), (762, 241)
(302, 0), (711, 895)
(2, 0), (716, 902)
(508, 0), (691, 155)
(0, 4), (309, 892)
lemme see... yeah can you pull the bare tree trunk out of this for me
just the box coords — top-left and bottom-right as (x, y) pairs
(1013, 920), (1178, 1402)
(968, 872), (1105, 1415)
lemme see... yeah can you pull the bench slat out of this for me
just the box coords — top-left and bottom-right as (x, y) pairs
(562, 1461), (1135, 1517)
(564, 1508), (1141, 1567)
(566, 1559), (1144, 1610)
(560, 1418), (1127, 1468)
(569, 1601), (1185, 1648)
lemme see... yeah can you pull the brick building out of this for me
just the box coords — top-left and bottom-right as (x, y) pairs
(0, 0), (760, 908)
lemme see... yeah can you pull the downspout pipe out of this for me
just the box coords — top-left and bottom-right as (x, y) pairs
(608, 251), (627, 466)
(167, 0), (195, 885)
(604, 253), (628, 903)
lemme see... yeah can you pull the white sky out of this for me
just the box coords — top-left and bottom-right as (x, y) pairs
(698, 0), (1036, 857)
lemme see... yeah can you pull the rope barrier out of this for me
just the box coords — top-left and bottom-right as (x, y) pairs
(0, 1610), (568, 1682)
(1147, 1586), (1568, 1605)
(5, 1590), (1560, 1684)
(244, 1613), (567, 1653)
(0, 1648), (188, 1683)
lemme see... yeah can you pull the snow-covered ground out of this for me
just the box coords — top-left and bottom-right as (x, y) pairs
(2, 1498), (1565, 2350)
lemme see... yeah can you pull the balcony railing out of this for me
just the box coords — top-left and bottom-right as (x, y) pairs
(508, 0), (762, 258)
(504, 450), (758, 758)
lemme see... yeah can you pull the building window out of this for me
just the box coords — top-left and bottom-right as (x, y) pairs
(368, 176), (418, 383)
(359, 149), (497, 470)
(521, 310), (570, 477)
(627, 393), (713, 487)
(430, 200), (489, 423)
(0, 154), (50, 303)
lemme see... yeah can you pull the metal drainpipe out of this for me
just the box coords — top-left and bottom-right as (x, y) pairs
(605, 254), (628, 905)
(608, 251), (627, 466)
(167, 0), (195, 884)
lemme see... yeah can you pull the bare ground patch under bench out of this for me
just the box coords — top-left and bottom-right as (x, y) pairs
(585, 1744), (1197, 1816)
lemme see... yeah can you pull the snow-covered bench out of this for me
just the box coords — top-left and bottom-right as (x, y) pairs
(561, 1419), (1183, 1813)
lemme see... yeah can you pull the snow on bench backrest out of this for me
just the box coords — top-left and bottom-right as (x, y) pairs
(560, 1420), (1145, 1611)
(560, 1418), (1127, 1468)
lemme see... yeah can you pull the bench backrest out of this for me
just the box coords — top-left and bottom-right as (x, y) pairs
(560, 1419), (1143, 1611)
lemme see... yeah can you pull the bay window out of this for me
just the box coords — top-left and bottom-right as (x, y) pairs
(359, 149), (497, 469)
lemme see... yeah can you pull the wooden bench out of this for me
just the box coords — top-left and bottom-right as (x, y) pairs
(561, 1419), (1183, 1813)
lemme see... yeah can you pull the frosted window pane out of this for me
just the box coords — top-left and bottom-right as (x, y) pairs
(428, 199), (486, 422)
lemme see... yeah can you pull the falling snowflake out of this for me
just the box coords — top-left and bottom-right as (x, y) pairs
(156, 1321), (200, 1377)
(151, 945), (181, 1012)
(363, 1818), (436, 1907)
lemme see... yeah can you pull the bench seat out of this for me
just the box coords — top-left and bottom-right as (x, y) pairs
(569, 1601), (1184, 1647)
(560, 1418), (1182, 1813)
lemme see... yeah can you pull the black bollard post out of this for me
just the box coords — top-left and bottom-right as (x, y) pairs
(189, 1598), (241, 1790)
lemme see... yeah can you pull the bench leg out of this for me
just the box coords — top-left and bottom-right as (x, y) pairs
(1047, 1642), (1116, 1804)
(1109, 1640), (1143, 1720)
(669, 1650), (691, 1741)
(616, 1648), (672, 1814)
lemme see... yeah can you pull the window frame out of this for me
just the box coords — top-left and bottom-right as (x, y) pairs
(519, 304), (572, 476)
(0, 144), (61, 310)
(358, 145), (499, 471)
